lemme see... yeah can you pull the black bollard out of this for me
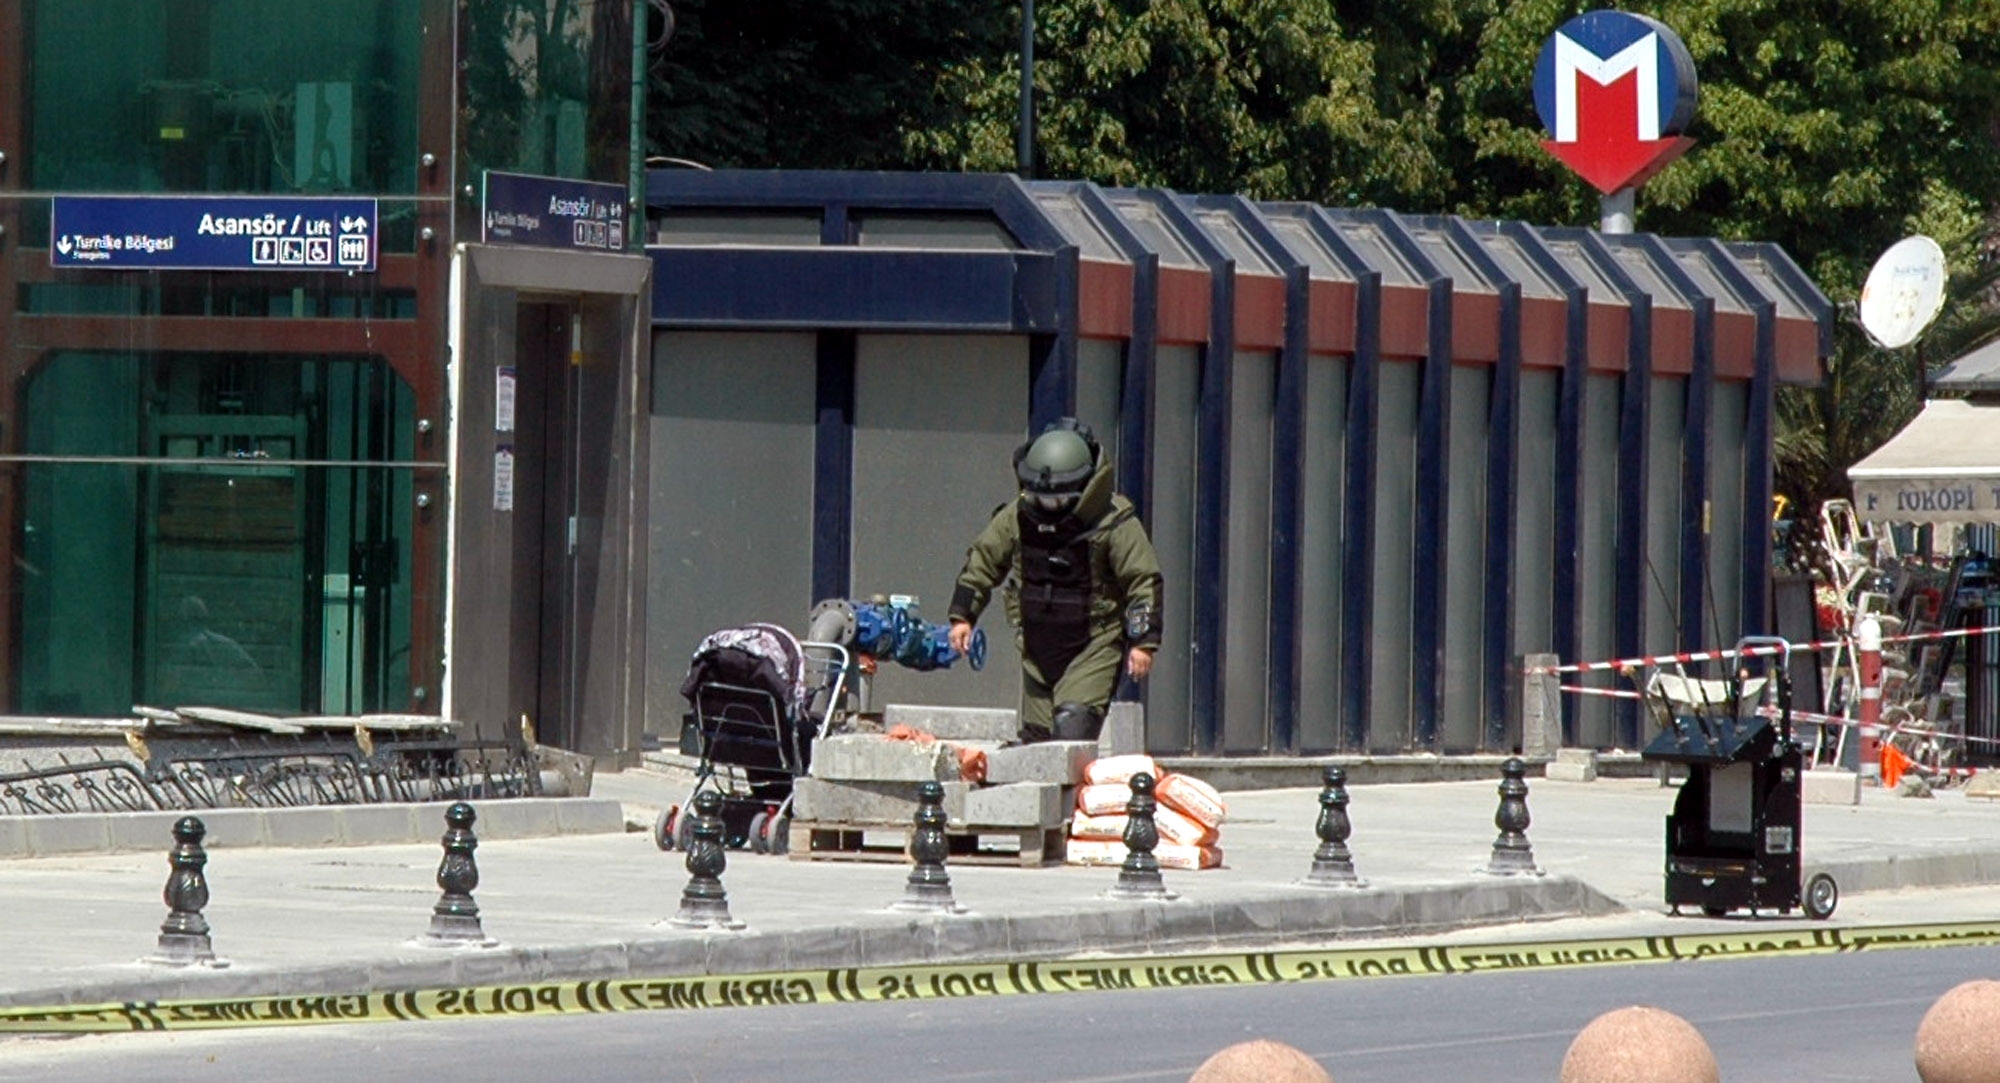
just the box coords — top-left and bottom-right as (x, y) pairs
(891, 781), (966, 913)
(1484, 757), (1543, 875)
(1106, 772), (1179, 900)
(149, 816), (226, 967)
(421, 802), (496, 946)
(669, 789), (745, 929)
(1300, 766), (1366, 888)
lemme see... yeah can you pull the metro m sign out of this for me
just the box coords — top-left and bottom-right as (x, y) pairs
(1533, 11), (1698, 195)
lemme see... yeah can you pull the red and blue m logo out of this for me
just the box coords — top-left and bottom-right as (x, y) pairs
(1533, 11), (1699, 194)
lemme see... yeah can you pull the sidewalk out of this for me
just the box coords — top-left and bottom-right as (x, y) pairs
(3, 765), (1999, 1011)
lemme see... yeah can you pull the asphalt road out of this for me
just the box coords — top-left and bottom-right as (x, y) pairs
(3, 942), (1992, 1081)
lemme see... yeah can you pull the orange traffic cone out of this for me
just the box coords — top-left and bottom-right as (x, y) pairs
(1881, 742), (1912, 788)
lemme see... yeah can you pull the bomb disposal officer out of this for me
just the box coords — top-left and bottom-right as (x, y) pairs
(947, 418), (1162, 743)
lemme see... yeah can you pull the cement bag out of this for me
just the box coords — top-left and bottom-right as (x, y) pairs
(1064, 839), (1221, 870)
(1069, 811), (1128, 841)
(1154, 804), (1218, 847)
(1076, 782), (1132, 816)
(1156, 773), (1227, 828)
(1084, 753), (1158, 787)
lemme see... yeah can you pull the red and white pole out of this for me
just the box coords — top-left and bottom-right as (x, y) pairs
(1858, 617), (1883, 783)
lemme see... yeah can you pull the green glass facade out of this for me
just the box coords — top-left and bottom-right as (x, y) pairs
(0, 1), (638, 720)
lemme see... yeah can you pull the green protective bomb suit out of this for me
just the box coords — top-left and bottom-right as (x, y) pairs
(948, 420), (1162, 742)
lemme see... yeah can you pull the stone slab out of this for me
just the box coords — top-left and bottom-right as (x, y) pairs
(1966, 771), (2000, 800)
(961, 783), (1067, 828)
(1544, 748), (1598, 783)
(1100, 703), (1144, 758)
(810, 734), (960, 783)
(881, 705), (1017, 743)
(983, 741), (1097, 786)
(791, 778), (970, 824)
(1803, 768), (1861, 806)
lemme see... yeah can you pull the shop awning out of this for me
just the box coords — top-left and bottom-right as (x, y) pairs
(1849, 398), (2000, 524)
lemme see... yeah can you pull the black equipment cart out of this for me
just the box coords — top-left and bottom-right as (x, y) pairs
(1640, 637), (1839, 920)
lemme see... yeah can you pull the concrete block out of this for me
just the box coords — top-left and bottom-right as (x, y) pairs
(470, 798), (560, 839)
(809, 734), (960, 782)
(22, 814), (111, 856)
(335, 804), (422, 845)
(1100, 702), (1145, 757)
(1966, 771), (2000, 800)
(554, 798), (628, 835)
(961, 782), (1066, 827)
(983, 741), (1097, 786)
(0, 816), (28, 858)
(791, 778), (970, 824)
(262, 809), (343, 849)
(195, 808), (269, 849)
(1803, 767), (1861, 806)
(1522, 652), (1562, 761)
(104, 811), (189, 854)
(882, 704), (1017, 742)
(1544, 748), (1598, 783)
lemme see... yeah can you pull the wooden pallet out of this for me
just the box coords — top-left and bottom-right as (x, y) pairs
(786, 820), (1068, 868)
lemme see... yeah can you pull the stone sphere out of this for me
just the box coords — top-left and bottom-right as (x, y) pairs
(1188, 1038), (1333, 1083)
(1560, 1006), (1718, 1083)
(1914, 979), (2000, 1083)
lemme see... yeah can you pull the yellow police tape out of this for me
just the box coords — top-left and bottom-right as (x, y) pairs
(4, 920), (1998, 1033)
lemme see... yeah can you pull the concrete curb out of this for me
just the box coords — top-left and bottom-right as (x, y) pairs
(0, 798), (627, 859)
(0, 874), (1621, 1009)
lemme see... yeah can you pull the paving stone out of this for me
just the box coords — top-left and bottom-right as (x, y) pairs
(791, 778), (970, 824)
(469, 798), (559, 839)
(1544, 748), (1598, 783)
(263, 809), (343, 849)
(555, 799), (628, 835)
(983, 741), (1097, 786)
(1100, 702), (1145, 757)
(1803, 767), (1861, 806)
(23, 814), (112, 856)
(103, 811), (184, 854)
(882, 705), (1018, 742)
(810, 734), (960, 783)
(962, 782), (1066, 827)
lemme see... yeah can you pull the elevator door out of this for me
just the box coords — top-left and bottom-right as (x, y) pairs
(507, 301), (602, 750)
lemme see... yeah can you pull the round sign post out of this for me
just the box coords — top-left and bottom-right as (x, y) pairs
(1533, 11), (1699, 233)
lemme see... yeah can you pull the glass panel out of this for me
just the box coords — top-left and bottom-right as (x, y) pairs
(27, 0), (422, 194)
(10, 353), (417, 716)
(462, 0), (635, 184)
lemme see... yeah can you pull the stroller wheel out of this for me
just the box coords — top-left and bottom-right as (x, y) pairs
(674, 808), (697, 852)
(748, 811), (770, 854)
(768, 813), (791, 856)
(654, 806), (679, 851)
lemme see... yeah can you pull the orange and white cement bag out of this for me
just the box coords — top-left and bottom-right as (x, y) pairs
(1068, 810), (1127, 840)
(1083, 754), (1158, 787)
(1153, 804), (1217, 847)
(1076, 782), (1132, 816)
(1064, 838), (1222, 870)
(1156, 773), (1227, 828)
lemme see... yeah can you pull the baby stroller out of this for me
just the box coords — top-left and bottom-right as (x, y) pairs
(655, 622), (848, 855)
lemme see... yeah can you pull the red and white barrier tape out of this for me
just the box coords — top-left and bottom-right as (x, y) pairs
(1526, 622), (2000, 677)
(1555, 682), (2000, 751)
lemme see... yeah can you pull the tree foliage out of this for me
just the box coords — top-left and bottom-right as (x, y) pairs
(648, 0), (2000, 513)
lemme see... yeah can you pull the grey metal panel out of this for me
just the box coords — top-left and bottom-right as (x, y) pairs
(1610, 247), (1690, 309)
(646, 331), (817, 741)
(1224, 350), (1275, 752)
(1576, 373), (1623, 747)
(1299, 353), (1347, 749)
(1324, 218), (1421, 287)
(851, 334), (1028, 711)
(1032, 195), (1124, 261)
(1372, 359), (1420, 751)
(1542, 239), (1624, 304)
(1076, 339), (1124, 467)
(1670, 250), (1752, 314)
(1476, 235), (1564, 301)
(1265, 219), (1356, 281)
(1647, 376), (1687, 654)
(1443, 365), (1490, 751)
(1709, 382), (1749, 647)
(1195, 211), (1279, 272)
(1514, 368), (1559, 653)
(1105, 199), (1203, 269)
(1411, 228), (1495, 294)
(655, 213), (823, 246)
(854, 214), (1019, 251)
(1149, 345), (1201, 752)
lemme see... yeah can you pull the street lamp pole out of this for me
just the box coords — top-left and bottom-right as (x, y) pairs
(1018, 0), (1035, 179)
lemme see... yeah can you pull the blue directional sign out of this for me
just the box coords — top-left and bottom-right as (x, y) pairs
(481, 171), (627, 252)
(50, 195), (378, 271)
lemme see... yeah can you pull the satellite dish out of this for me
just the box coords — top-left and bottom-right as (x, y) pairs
(1858, 235), (1948, 349)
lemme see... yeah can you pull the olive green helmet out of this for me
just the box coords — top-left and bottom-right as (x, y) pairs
(1014, 419), (1099, 498)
